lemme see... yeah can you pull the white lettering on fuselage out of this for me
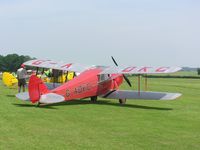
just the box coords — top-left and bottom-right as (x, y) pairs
(74, 84), (91, 94)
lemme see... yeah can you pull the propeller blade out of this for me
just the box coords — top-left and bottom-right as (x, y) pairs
(111, 56), (118, 66)
(111, 56), (132, 87)
(123, 74), (132, 87)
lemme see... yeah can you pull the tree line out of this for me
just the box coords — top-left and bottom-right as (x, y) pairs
(0, 54), (34, 72)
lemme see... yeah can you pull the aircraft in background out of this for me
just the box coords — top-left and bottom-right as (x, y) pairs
(2, 69), (75, 89)
(16, 57), (182, 106)
(2, 72), (18, 87)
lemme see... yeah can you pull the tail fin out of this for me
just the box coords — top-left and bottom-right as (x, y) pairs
(28, 75), (49, 103)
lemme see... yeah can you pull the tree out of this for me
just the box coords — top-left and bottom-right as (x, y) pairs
(197, 68), (200, 75)
(0, 53), (34, 72)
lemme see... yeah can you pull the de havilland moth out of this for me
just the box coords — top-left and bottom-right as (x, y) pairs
(16, 57), (182, 106)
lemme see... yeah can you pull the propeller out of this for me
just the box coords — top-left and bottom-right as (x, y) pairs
(111, 56), (132, 87)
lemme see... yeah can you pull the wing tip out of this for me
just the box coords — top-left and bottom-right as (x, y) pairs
(161, 93), (182, 100)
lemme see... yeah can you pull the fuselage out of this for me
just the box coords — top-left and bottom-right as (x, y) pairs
(51, 67), (123, 101)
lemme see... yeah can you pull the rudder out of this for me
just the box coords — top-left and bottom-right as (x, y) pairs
(28, 75), (49, 103)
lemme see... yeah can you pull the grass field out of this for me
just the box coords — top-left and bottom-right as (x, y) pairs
(145, 71), (199, 78)
(0, 77), (200, 150)
(172, 71), (198, 76)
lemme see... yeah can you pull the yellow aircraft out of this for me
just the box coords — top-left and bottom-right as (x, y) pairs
(66, 71), (75, 81)
(2, 69), (75, 88)
(2, 72), (18, 87)
(44, 70), (75, 83)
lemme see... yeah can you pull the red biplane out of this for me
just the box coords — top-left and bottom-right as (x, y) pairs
(16, 57), (182, 106)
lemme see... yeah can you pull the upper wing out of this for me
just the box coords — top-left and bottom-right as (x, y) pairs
(99, 66), (182, 74)
(100, 90), (182, 100)
(24, 60), (181, 74)
(24, 59), (91, 73)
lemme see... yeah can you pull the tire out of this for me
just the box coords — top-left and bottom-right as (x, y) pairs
(119, 99), (126, 104)
(91, 96), (97, 102)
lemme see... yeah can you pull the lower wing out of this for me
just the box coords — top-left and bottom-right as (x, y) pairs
(100, 90), (181, 100)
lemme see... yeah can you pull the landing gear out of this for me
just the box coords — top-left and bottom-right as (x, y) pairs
(119, 99), (126, 104)
(37, 102), (41, 107)
(91, 96), (97, 103)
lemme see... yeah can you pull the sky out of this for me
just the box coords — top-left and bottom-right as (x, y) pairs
(0, 0), (199, 67)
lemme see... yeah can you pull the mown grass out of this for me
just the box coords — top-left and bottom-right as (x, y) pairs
(0, 77), (200, 150)
(146, 71), (199, 77)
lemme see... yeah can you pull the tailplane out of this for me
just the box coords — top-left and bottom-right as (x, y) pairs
(16, 92), (30, 101)
(17, 75), (65, 104)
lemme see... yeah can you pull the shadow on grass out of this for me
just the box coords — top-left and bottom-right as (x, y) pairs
(6, 94), (16, 97)
(12, 100), (172, 111)
(13, 103), (57, 109)
(46, 99), (173, 111)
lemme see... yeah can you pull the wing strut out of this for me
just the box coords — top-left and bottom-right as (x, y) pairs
(138, 75), (141, 96)
(137, 74), (148, 95)
(36, 67), (39, 75)
(144, 74), (148, 91)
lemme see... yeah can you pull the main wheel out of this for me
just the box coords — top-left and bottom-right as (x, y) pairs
(37, 102), (41, 107)
(91, 96), (97, 103)
(119, 99), (126, 104)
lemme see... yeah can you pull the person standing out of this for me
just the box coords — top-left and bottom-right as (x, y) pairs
(17, 64), (27, 93)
